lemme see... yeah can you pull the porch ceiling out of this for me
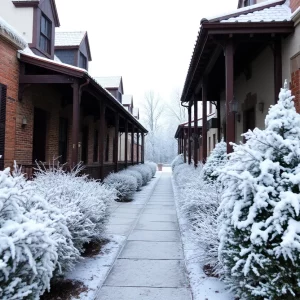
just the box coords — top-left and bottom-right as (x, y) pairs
(181, 21), (294, 103)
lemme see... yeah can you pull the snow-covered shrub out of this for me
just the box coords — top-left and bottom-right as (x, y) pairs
(145, 161), (157, 177)
(171, 154), (184, 171)
(129, 164), (152, 185)
(104, 172), (137, 201)
(218, 83), (300, 299)
(32, 162), (114, 253)
(202, 139), (227, 183)
(174, 162), (222, 275)
(0, 168), (57, 299)
(119, 169), (143, 190)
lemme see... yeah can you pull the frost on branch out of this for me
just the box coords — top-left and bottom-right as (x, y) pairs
(202, 139), (227, 183)
(129, 164), (152, 186)
(145, 161), (157, 177)
(218, 83), (300, 299)
(0, 168), (57, 299)
(171, 154), (184, 171)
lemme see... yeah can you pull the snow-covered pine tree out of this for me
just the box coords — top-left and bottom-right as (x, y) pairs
(218, 82), (300, 299)
(203, 139), (227, 183)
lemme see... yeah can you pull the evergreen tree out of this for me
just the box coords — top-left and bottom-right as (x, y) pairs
(203, 139), (227, 183)
(218, 82), (300, 299)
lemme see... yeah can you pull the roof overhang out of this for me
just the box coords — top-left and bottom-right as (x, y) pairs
(17, 51), (147, 133)
(181, 21), (294, 103)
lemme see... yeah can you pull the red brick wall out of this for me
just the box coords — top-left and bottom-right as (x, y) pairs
(290, 0), (300, 12)
(292, 70), (300, 112)
(0, 37), (19, 168)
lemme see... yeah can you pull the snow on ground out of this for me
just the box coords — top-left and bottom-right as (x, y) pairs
(172, 177), (234, 300)
(66, 234), (125, 300)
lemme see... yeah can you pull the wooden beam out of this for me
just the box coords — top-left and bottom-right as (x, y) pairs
(137, 130), (140, 164)
(125, 120), (128, 167)
(225, 39), (235, 154)
(131, 125), (134, 165)
(194, 98), (198, 167)
(217, 100), (221, 142)
(99, 102), (106, 179)
(274, 39), (282, 103)
(188, 106), (192, 164)
(114, 114), (119, 172)
(71, 81), (80, 167)
(141, 133), (145, 164)
(202, 79), (208, 163)
(184, 129), (187, 163)
(19, 74), (74, 84)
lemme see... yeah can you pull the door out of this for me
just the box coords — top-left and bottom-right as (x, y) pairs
(244, 107), (256, 132)
(59, 118), (68, 163)
(32, 108), (47, 163)
(81, 126), (88, 163)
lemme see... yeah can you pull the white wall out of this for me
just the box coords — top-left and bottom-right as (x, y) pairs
(1, 0), (33, 43)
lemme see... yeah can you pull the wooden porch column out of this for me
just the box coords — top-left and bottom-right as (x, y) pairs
(194, 98), (198, 167)
(184, 129), (187, 163)
(114, 113), (119, 172)
(71, 81), (80, 167)
(225, 39), (235, 154)
(141, 133), (145, 163)
(274, 39), (282, 103)
(202, 80), (208, 163)
(217, 100), (221, 142)
(125, 119), (128, 167)
(188, 106), (192, 164)
(99, 102), (106, 179)
(131, 125), (134, 165)
(137, 129), (140, 164)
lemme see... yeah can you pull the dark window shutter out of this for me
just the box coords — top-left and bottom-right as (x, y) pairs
(0, 84), (7, 170)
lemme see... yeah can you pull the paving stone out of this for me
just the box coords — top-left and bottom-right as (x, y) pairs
(106, 224), (133, 235)
(143, 208), (177, 215)
(97, 287), (191, 300)
(135, 220), (179, 231)
(110, 213), (138, 219)
(128, 230), (181, 242)
(119, 241), (183, 259)
(104, 259), (189, 288)
(108, 217), (136, 225)
(139, 214), (177, 222)
(114, 207), (142, 214)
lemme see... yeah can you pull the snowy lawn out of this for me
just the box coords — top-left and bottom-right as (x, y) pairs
(172, 177), (234, 300)
(66, 234), (125, 300)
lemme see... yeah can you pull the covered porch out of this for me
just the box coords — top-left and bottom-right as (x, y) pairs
(17, 51), (147, 179)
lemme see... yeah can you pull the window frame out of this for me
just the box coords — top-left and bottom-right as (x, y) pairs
(39, 13), (52, 55)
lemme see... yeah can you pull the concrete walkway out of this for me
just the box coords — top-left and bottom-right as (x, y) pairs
(96, 170), (192, 300)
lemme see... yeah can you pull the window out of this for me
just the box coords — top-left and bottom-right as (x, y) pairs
(93, 129), (98, 162)
(209, 102), (213, 114)
(243, 0), (249, 6)
(79, 52), (87, 69)
(40, 14), (52, 54)
(0, 84), (7, 170)
(209, 136), (211, 154)
(213, 134), (216, 149)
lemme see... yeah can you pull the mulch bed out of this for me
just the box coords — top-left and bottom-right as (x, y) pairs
(82, 239), (109, 257)
(41, 279), (88, 300)
(203, 264), (219, 278)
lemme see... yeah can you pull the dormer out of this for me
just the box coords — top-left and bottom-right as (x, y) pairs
(238, 0), (258, 8)
(95, 76), (124, 103)
(54, 31), (92, 71)
(1, 0), (60, 59)
(133, 107), (140, 120)
(122, 95), (133, 113)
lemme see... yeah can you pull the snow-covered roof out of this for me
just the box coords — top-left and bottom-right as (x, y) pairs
(94, 76), (122, 89)
(221, 2), (291, 22)
(122, 95), (132, 105)
(55, 31), (86, 47)
(0, 16), (27, 49)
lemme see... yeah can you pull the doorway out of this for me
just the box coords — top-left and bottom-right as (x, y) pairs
(32, 108), (47, 163)
(243, 107), (256, 133)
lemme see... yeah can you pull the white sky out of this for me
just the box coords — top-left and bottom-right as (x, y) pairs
(55, 0), (238, 107)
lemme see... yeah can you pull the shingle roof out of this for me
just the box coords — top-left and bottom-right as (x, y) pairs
(55, 31), (86, 47)
(122, 94), (132, 105)
(221, 2), (291, 22)
(94, 76), (122, 89)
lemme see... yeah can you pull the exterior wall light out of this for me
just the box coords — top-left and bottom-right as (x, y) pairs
(229, 97), (238, 113)
(22, 116), (27, 127)
(258, 102), (264, 113)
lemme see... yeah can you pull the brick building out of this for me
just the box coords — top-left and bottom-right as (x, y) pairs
(0, 0), (147, 179)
